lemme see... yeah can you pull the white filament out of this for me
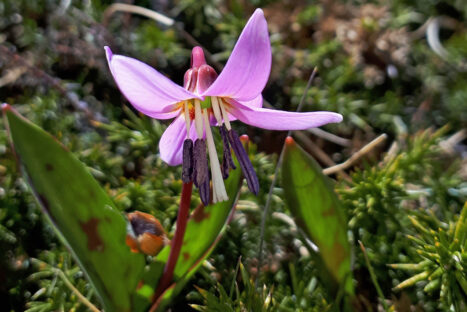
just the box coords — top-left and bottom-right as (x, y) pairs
(219, 100), (232, 130)
(194, 99), (204, 139)
(202, 108), (228, 203)
(211, 97), (223, 125)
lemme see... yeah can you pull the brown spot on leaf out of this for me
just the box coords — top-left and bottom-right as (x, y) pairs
(324, 231), (350, 281)
(183, 252), (190, 261)
(191, 204), (210, 223)
(80, 218), (104, 251)
(88, 189), (96, 199)
(322, 207), (336, 217)
(45, 163), (54, 171)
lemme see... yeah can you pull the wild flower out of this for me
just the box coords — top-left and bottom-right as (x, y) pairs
(105, 9), (342, 205)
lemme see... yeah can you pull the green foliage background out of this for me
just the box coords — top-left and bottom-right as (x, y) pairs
(0, 0), (465, 311)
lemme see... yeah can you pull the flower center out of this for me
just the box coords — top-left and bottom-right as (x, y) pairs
(180, 47), (259, 206)
(180, 96), (233, 204)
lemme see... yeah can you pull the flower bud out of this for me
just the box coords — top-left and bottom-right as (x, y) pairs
(184, 47), (218, 94)
(126, 211), (168, 256)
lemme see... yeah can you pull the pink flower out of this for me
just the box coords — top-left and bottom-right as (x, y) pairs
(105, 9), (342, 205)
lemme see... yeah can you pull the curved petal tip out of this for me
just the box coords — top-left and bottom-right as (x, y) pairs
(202, 8), (271, 101)
(230, 101), (343, 130)
(332, 113), (344, 123)
(253, 8), (264, 17)
(104, 46), (113, 62)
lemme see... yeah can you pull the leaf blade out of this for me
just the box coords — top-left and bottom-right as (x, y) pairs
(3, 106), (145, 312)
(281, 137), (353, 295)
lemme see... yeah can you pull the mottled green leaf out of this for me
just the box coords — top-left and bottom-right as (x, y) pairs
(281, 137), (353, 295)
(3, 105), (145, 312)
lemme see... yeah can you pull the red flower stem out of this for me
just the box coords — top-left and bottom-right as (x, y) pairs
(152, 181), (193, 304)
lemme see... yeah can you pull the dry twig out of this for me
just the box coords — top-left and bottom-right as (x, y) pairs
(102, 3), (174, 27)
(439, 129), (466, 154)
(0, 66), (28, 87)
(102, 3), (224, 72)
(307, 127), (351, 147)
(323, 134), (387, 175)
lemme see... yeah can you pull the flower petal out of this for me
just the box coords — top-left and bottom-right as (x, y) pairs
(202, 9), (271, 101)
(105, 46), (197, 119)
(237, 95), (263, 108)
(229, 101), (343, 130)
(218, 95), (262, 124)
(159, 115), (200, 166)
(159, 116), (186, 165)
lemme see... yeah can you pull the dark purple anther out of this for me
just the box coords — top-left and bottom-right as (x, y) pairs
(198, 179), (210, 206)
(193, 139), (210, 206)
(227, 129), (259, 195)
(219, 125), (236, 179)
(182, 139), (194, 183)
(221, 154), (229, 180)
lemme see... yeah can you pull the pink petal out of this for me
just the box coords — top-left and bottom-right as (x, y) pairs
(229, 100), (343, 130)
(220, 95), (262, 124)
(105, 46), (197, 119)
(159, 116), (185, 165)
(237, 95), (263, 108)
(202, 9), (271, 101)
(158, 115), (200, 166)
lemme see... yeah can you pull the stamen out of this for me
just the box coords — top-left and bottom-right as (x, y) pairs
(202, 108), (228, 202)
(194, 99), (204, 139)
(219, 99), (232, 130)
(199, 179), (210, 205)
(227, 129), (259, 195)
(219, 125), (236, 179)
(182, 139), (193, 183)
(211, 97), (223, 125)
(183, 101), (191, 138)
(193, 139), (210, 206)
